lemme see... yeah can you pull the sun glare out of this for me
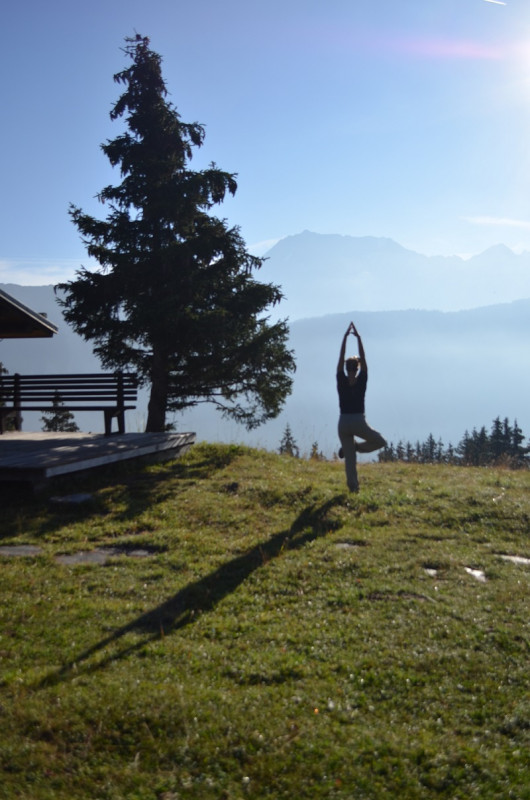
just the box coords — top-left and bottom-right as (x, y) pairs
(507, 40), (530, 98)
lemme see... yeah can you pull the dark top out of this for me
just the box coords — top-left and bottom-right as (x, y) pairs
(337, 369), (367, 414)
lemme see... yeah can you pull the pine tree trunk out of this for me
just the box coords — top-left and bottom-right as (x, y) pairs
(145, 349), (169, 432)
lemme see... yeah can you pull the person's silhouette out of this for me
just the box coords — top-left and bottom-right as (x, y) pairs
(337, 322), (386, 491)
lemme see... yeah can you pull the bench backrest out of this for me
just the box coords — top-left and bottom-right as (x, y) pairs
(0, 373), (138, 407)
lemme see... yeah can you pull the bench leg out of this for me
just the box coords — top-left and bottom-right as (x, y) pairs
(104, 410), (113, 436)
(103, 410), (126, 435)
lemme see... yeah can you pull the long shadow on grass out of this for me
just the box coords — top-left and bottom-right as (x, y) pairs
(37, 495), (345, 688)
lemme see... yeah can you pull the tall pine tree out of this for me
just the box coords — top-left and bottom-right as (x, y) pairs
(58, 35), (294, 432)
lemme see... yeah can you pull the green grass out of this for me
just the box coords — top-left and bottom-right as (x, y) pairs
(0, 444), (529, 799)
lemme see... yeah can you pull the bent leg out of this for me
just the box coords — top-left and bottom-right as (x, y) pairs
(354, 417), (386, 453)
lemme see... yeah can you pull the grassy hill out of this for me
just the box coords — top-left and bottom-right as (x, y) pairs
(0, 445), (528, 799)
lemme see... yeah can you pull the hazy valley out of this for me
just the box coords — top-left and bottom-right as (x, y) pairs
(1, 233), (529, 456)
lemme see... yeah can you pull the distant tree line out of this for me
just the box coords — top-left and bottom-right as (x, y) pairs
(278, 424), (325, 460)
(378, 417), (528, 468)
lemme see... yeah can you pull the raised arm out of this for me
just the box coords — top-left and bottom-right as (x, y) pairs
(337, 323), (353, 373)
(351, 323), (367, 373)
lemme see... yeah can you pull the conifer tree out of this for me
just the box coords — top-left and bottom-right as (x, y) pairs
(0, 363), (15, 432)
(502, 418), (514, 454)
(279, 423), (299, 457)
(490, 416), (504, 461)
(309, 441), (325, 460)
(41, 392), (80, 433)
(510, 419), (526, 463)
(58, 35), (294, 432)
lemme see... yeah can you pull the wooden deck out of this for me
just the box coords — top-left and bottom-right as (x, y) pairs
(0, 431), (195, 485)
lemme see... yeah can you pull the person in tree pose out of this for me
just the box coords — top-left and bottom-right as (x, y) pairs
(337, 322), (386, 491)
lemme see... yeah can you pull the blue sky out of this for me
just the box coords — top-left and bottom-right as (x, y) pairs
(3, 0), (530, 284)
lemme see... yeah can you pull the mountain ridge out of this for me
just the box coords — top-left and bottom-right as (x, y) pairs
(260, 231), (530, 318)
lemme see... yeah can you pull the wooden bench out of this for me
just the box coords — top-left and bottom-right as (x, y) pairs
(0, 372), (138, 435)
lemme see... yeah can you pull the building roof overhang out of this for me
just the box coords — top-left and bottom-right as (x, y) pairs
(0, 288), (58, 338)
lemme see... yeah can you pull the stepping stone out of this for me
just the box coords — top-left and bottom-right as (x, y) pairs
(465, 567), (486, 582)
(55, 546), (154, 565)
(498, 554), (530, 566)
(56, 549), (113, 565)
(334, 540), (367, 550)
(0, 545), (42, 557)
(50, 493), (94, 506)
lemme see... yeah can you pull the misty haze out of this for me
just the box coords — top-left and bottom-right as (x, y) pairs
(2, 232), (529, 457)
